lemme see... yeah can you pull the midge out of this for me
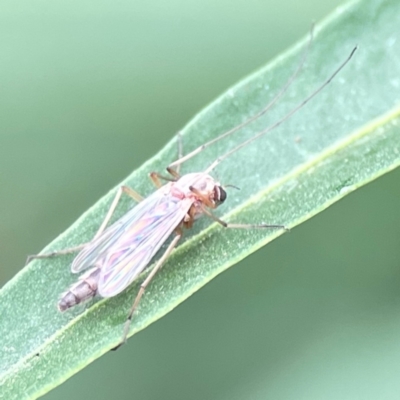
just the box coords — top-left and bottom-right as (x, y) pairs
(28, 36), (357, 348)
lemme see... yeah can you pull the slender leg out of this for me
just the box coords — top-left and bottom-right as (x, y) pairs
(113, 232), (182, 350)
(201, 206), (289, 231)
(26, 185), (144, 265)
(149, 134), (183, 187)
(26, 244), (88, 265)
(149, 171), (177, 188)
(166, 167), (180, 179)
(93, 185), (143, 241)
(188, 186), (215, 208)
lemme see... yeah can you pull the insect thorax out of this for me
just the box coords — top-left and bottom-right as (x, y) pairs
(174, 172), (226, 211)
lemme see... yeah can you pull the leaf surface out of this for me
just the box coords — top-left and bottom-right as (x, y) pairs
(1, 0), (400, 397)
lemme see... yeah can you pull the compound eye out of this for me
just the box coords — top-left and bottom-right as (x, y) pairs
(214, 186), (227, 205)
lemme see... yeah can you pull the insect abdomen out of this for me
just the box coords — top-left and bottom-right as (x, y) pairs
(58, 267), (101, 312)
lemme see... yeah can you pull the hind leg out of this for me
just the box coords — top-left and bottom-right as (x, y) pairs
(26, 185), (144, 265)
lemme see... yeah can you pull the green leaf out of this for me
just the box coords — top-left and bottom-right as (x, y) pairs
(1, 0), (400, 397)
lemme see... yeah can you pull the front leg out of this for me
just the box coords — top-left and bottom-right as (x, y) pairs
(201, 206), (288, 231)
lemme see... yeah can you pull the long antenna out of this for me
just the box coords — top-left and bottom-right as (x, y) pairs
(168, 25), (315, 170)
(205, 46), (358, 174)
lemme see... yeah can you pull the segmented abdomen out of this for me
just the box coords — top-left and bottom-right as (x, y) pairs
(58, 267), (100, 312)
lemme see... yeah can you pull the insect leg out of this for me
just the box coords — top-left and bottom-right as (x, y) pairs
(149, 171), (179, 188)
(93, 185), (143, 241)
(149, 135), (183, 186)
(114, 231), (182, 349)
(25, 243), (89, 265)
(201, 206), (288, 231)
(26, 185), (144, 265)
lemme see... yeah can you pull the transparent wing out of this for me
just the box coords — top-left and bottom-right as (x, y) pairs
(71, 189), (172, 273)
(97, 195), (192, 297)
(72, 188), (192, 288)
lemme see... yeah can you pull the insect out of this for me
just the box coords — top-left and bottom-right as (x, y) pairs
(27, 33), (357, 349)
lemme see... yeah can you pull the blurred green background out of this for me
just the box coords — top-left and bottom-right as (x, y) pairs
(2, 0), (400, 399)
